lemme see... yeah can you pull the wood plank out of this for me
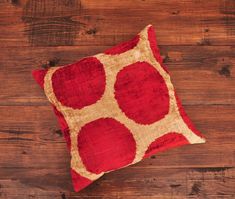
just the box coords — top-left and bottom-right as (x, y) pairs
(0, 104), (234, 169)
(0, 167), (234, 198)
(0, 0), (234, 47)
(0, 46), (234, 105)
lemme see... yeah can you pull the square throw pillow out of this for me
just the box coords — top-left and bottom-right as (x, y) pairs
(32, 24), (206, 192)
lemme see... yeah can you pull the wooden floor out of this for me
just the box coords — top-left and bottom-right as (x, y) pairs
(0, 0), (234, 198)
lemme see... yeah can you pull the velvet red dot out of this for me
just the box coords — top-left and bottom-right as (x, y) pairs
(52, 57), (106, 109)
(144, 132), (189, 158)
(77, 118), (136, 174)
(115, 61), (169, 124)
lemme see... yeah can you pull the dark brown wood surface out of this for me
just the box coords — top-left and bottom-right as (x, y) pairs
(0, 0), (234, 198)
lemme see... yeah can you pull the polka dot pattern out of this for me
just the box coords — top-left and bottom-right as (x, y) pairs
(32, 24), (206, 192)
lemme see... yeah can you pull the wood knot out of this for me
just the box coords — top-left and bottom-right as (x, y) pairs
(10, 0), (20, 6)
(197, 38), (211, 46)
(189, 182), (202, 195)
(61, 193), (66, 199)
(86, 28), (97, 35)
(41, 57), (60, 68)
(172, 10), (180, 15)
(162, 54), (170, 63)
(170, 184), (181, 188)
(218, 65), (231, 78)
(55, 129), (63, 137)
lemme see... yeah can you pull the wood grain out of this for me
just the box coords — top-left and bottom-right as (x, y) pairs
(0, 0), (234, 198)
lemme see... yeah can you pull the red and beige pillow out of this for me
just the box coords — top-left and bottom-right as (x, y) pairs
(32, 24), (206, 192)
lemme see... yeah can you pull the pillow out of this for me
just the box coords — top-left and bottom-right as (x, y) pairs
(32, 24), (206, 192)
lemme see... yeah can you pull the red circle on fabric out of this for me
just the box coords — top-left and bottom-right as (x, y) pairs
(52, 57), (105, 109)
(144, 132), (189, 158)
(77, 118), (136, 174)
(114, 61), (169, 124)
